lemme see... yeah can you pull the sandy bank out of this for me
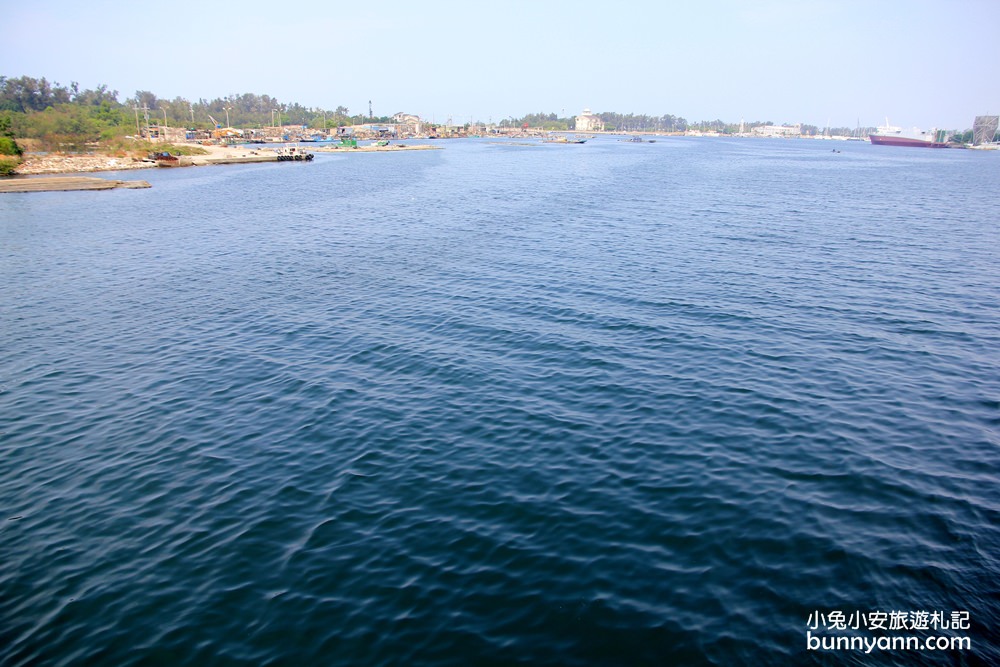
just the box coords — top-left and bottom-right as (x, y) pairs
(13, 144), (270, 174)
(10, 141), (434, 175)
(15, 154), (156, 175)
(0, 176), (151, 193)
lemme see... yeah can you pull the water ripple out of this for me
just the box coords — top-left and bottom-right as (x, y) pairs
(2, 138), (998, 666)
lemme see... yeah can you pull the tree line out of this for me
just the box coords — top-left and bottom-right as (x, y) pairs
(0, 76), (396, 152)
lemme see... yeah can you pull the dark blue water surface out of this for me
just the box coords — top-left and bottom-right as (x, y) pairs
(2, 138), (999, 666)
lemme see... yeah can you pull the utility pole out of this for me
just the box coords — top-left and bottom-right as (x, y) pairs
(369, 100), (373, 121)
(133, 106), (141, 138)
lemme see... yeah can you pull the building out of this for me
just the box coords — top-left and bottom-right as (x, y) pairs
(392, 112), (423, 136)
(575, 108), (603, 133)
(973, 116), (999, 145)
(752, 124), (802, 138)
(392, 112), (421, 124)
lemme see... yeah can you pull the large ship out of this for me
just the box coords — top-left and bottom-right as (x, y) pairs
(869, 120), (950, 148)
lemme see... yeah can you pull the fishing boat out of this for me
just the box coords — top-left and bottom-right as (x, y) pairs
(149, 151), (181, 167)
(543, 135), (587, 144)
(273, 146), (314, 161)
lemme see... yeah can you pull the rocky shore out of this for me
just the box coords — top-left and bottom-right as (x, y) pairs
(13, 145), (285, 174)
(15, 154), (155, 175)
(10, 142), (438, 176)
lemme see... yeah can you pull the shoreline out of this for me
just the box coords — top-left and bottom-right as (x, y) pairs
(14, 154), (157, 175)
(0, 176), (152, 193)
(310, 143), (440, 153)
(12, 144), (253, 175)
(11, 142), (441, 176)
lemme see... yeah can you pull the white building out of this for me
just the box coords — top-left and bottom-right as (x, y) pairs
(575, 108), (603, 133)
(392, 112), (421, 124)
(752, 124), (802, 137)
(391, 112), (423, 135)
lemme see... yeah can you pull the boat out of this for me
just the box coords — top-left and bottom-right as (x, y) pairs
(869, 120), (950, 148)
(543, 135), (587, 144)
(620, 136), (656, 143)
(149, 151), (181, 167)
(272, 146), (314, 161)
(846, 119), (865, 141)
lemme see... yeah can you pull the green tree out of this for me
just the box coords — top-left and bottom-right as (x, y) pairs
(131, 90), (159, 111)
(0, 112), (22, 155)
(72, 83), (119, 106)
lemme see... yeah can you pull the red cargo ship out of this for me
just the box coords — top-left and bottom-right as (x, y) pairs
(869, 121), (950, 148)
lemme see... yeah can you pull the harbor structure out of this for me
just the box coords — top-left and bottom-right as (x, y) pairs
(392, 112), (423, 136)
(575, 108), (604, 133)
(973, 115), (999, 145)
(752, 124), (801, 138)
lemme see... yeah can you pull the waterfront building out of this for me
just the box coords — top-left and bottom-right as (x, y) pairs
(392, 112), (423, 136)
(973, 115), (999, 145)
(575, 108), (604, 133)
(752, 124), (802, 138)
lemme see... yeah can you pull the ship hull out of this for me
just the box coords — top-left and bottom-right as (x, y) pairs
(869, 134), (949, 148)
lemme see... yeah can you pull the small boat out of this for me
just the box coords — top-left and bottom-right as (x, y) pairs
(620, 136), (656, 143)
(273, 146), (314, 161)
(543, 135), (587, 144)
(149, 151), (181, 167)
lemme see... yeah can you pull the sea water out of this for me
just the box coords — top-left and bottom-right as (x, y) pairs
(1, 137), (998, 666)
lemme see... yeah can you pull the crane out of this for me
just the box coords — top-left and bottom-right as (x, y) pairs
(207, 114), (221, 129)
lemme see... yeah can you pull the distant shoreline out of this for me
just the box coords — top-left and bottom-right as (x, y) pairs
(11, 133), (992, 177)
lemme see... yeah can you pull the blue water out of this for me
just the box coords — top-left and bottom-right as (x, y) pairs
(1, 138), (998, 666)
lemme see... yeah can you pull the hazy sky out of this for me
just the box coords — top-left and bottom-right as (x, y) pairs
(6, 0), (999, 129)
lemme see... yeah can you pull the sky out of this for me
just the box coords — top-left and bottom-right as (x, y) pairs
(5, 0), (999, 130)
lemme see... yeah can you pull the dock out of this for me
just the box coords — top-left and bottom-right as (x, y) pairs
(0, 176), (151, 193)
(171, 146), (314, 166)
(184, 154), (277, 166)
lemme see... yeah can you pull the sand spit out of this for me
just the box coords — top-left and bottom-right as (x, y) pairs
(15, 155), (156, 175)
(10, 142), (440, 177)
(0, 176), (152, 193)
